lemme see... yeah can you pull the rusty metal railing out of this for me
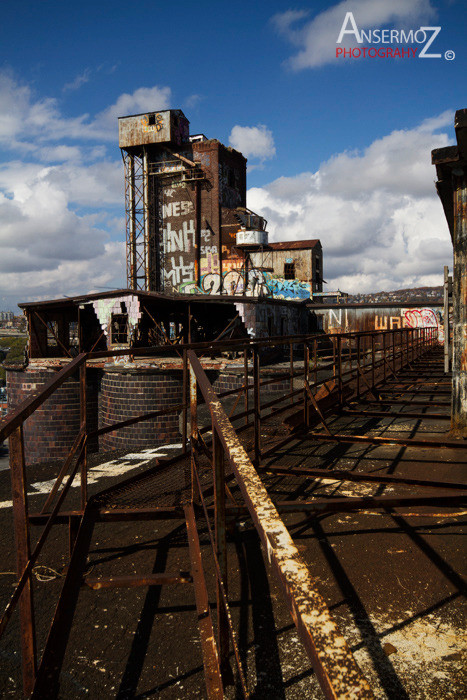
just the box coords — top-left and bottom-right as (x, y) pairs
(0, 326), (449, 697)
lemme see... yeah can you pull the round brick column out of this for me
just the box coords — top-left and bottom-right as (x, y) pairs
(6, 366), (100, 465)
(99, 365), (184, 452)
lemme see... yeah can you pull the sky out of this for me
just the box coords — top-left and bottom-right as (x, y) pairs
(0, 0), (465, 310)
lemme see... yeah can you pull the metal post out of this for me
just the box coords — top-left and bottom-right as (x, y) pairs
(332, 336), (336, 379)
(289, 341), (294, 404)
(383, 332), (386, 382)
(79, 363), (87, 512)
(337, 335), (343, 404)
(371, 334), (375, 390)
(356, 335), (361, 398)
(182, 349), (188, 455)
(253, 347), (260, 467)
(244, 348), (249, 426)
(189, 358), (199, 503)
(304, 342), (310, 425)
(9, 425), (37, 696)
(213, 429), (229, 679)
(314, 338), (318, 386)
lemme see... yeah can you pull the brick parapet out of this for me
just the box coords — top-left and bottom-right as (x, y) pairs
(99, 365), (184, 451)
(6, 366), (101, 465)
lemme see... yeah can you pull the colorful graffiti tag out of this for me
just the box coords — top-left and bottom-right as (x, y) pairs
(176, 271), (312, 301)
(268, 277), (311, 301)
(404, 307), (444, 342)
(322, 306), (444, 343)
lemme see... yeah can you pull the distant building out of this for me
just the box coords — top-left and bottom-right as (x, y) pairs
(118, 109), (323, 300)
(119, 109), (250, 293)
(251, 240), (323, 294)
(0, 311), (14, 321)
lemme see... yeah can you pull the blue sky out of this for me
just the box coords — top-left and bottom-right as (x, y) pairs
(0, 0), (465, 309)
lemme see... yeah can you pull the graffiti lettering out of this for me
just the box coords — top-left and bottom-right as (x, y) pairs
(164, 220), (195, 254)
(165, 256), (195, 286)
(162, 201), (194, 218)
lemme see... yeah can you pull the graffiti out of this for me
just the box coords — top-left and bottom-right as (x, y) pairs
(268, 277), (311, 301)
(405, 307), (444, 342)
(141, 113), (164, 133)
(322, 306), (444, 342)
(162, 201), (194, 218)
(178, 281), (202, 294)
(175, 269), (313, 300)
(165, 255), (195, 286)
(375, 315), (404, 330)
(405, 308), (437, 329)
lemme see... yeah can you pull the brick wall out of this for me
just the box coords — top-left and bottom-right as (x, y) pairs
(99, 367), (184, 451)
(6, 367), (100, 465)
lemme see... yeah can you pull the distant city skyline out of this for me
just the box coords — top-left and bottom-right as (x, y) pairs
(0, 0), (465, 310)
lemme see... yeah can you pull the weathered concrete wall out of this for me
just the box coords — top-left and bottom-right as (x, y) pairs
(235, 300), (309, 338)
(250, 245), (323, 294)
(311, 304), (444, 340)
(451, 171), (467, 435)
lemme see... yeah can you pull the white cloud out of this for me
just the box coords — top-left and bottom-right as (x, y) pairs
(93, 86), (172, 134)
(63, 69), (91, 92)
(0, 72), (172, 147)
(0, 72), (169, 309)
(272, 0), (436, 69)
(229, 124), (276, 163)
(2, 241), (126, 304)
(248, 113), (454, 293)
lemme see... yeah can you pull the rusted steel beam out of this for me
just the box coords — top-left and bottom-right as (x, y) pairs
(84, 573), (193, 589)
(260, 465), (466, 491)
(0, 353), (87, 443)
(212, 431), (230, 679)
(40, 430), (85, 514)
(191, 454), (248, 696)
(379, 388), (451, 395)
(305, 379), (333, 436)
(306, 431), (467, 449)
(253, 348), (260, 467)
(31, 506), (96, 698)
(361, 398), (451, 407)
(341, 408), (450, 420)
(79, 363), (87, 511)
(28, 507), (186, 524)
(184, 505), (224, 700)
(89, 402), (184, 438)
(273, 493), (466, 513)
(187, 350), (374, 700)
(0, 441), (85, 643)
(32, 311), (72, 359)
(9, 425), (37, 696)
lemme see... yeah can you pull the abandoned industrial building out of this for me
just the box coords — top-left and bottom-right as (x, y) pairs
(0, 108), (465, 699)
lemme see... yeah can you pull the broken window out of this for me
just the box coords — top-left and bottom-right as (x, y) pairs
(111, 303), (129, 345)
(148, 113), (156, 125)
(111, 315), (128, 345)
(284, 262), (295, 280)
(69, 321), (78, 348)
